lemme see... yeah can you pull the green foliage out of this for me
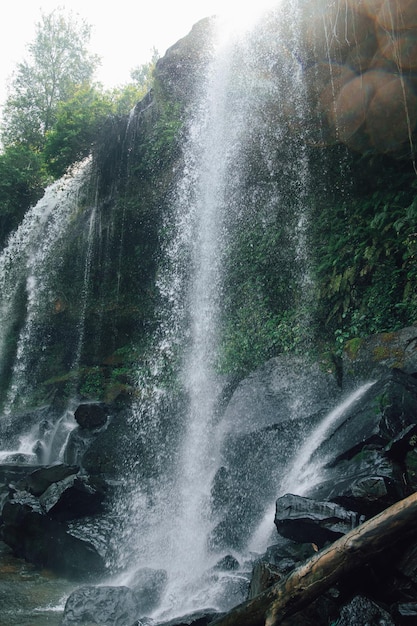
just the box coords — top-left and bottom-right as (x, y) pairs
(130, 47), (159, 91)
(43, 84), (114, 178)
(311, 152), (417, 350)
(138, 99), (183, 175)
(2, 7), (99, 150)
(0, 144), (44, 242)
(79, 367), (106, 400)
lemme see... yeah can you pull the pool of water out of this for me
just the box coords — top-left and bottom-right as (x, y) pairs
(0, 541), (76, 625)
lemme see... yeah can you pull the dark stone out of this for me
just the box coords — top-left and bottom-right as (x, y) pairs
(74, 403), (108, 429)
(274, 494), (359, 547)
(337, 595), (394, 625)
(313, 370), (417, 467)
(212, 555), (240, 571)
(247, 561), (281, 599)
(222, 355), (340, 435)
(1, 498), (106, 579)
(308, 449), (405, 518)
(384, 423), (417, 462)
(154, 17), (214, 105)
(395, 602), (417, 618)
(128, 567), (168, 614)
(64, 425), (98, 467)
(14, 463), (79, 496)
(38, 474), (105, 521)
(61, 585), (140, 626)
(396, 540), (417, 584)
(205, 572), (250, 611)
(208, 412), (324, 551)
(264, 537), (317, 574)
(156, 610), (221, 626)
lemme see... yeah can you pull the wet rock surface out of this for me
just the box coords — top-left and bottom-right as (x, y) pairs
(61, 585), (141, 626)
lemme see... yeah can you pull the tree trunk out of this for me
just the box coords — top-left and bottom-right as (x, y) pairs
(209, 491), (417, 626)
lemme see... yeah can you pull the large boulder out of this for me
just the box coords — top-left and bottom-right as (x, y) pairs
(74, 403), (108, 429)
(311, 370), (417, 467)
(221, 355), (340, 435)
(336, 595), (394, 625)
(15, 463), (79, 496)
(61, 585), (140, 626)
(342, 326), (417, 386)
(274, 494), (360, 547)
(154, 17), (214, 105)
(128, 567), (168, 614)
(1, 495), (105, 579)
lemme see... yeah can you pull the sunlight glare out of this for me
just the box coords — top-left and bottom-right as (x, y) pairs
(214, 0), (282, 37)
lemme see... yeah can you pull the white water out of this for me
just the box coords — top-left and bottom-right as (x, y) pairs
(0, 159), (91, 416)
(116, 3), (323, 618)
(248, 381), (375, 553)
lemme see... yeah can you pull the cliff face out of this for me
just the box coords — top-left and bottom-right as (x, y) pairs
(1, 3), (416, 413)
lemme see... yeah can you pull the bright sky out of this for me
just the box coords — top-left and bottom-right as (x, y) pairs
(0, 0), (277, 107)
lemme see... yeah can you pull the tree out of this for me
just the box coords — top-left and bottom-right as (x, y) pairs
(130, 47), (159, 93)
(2, 8), (99, 150)
(210, 491), (417, 626)
(43, 84), (114, 178)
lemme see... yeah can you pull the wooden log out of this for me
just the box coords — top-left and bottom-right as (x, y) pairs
(209, 491), (417, 626)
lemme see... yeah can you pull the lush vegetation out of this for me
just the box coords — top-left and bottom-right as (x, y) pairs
(0, 7), (158, 246)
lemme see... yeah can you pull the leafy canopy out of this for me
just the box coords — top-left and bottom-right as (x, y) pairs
(2, 7), (99, 150)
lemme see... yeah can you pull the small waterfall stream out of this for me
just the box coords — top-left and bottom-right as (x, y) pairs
(248, 381), (375, 553)
(0, 159), (95, 462)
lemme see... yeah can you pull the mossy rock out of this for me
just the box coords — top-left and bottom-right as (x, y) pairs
(342, 326), (417, 387)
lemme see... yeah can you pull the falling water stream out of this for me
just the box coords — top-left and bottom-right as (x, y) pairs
(119, 2), (320, 618)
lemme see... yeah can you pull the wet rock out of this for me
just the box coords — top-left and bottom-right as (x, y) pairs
(154, 17), (214, 105)
(337, 595), (394, 625)
(222, 355), (340, 435)
(14, 463), (79, 496)
(1, 498), (106, 579)
(342, 326), (417, 385)
(212, 555), (240, 571)
(396, 540), (417, 584)
(209, 412), (324, 551)
(274, 494), (360, 547)
(39, 473), (104, 521)
(206, 571), (250, 611)
(308, 448), (405, 518)
(395, 602), (417, 621)
(313, 370), (417, 467)
(264, 537), (317, 574)
(61, 585), (140, 626)
(74, 403), (108, 429)
(156, 609), (221, 626)
(129, 567), (168, 614)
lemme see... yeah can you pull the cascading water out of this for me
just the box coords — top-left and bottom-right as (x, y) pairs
(115, 1), (322, 618)
(0, 159), (95, 463)
(248, 381), (375, 553)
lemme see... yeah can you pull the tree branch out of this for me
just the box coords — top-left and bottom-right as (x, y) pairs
(209, 491), (417, 626)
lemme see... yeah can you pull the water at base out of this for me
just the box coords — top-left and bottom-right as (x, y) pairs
(0, 541), (73, 626)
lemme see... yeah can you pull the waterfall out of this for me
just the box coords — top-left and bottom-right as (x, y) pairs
(248, 381), (375, 553)
(111, 1), (319, 618)
(0, 159), (95, 461)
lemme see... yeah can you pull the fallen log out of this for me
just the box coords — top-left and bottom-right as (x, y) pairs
(209, 491), (417, 626)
